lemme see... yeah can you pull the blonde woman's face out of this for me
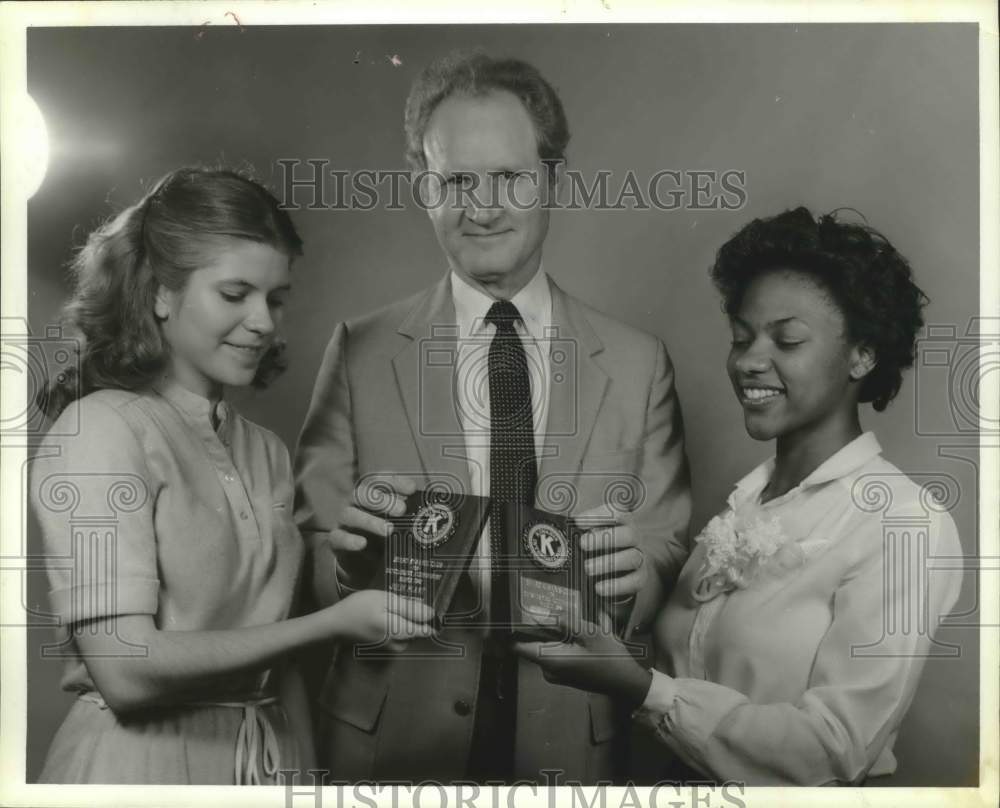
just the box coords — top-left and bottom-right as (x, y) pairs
(156, 238), (291, 399)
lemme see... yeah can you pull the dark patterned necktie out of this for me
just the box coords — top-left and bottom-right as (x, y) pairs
(485, 299), (538, 628)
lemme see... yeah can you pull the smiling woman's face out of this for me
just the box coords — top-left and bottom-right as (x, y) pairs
(155, 238), (291, 399)
(726, 269), (868, 445)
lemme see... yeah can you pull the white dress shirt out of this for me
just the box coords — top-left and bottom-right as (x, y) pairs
(450, 267), (552, 602)
(634, 432), (963, 785)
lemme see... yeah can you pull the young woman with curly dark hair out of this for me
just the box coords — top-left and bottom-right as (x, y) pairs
(516, 207), (962, 785)
(31, 167), (433, 784)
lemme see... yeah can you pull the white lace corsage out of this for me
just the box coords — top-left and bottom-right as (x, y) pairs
(691, 507), (796, 602)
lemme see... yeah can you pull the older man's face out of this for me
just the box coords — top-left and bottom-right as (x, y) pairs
(421, 90), (555, 296)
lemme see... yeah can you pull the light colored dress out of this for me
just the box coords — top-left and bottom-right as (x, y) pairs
(637, 432), (963, 785)
(30, 380), (305, 784)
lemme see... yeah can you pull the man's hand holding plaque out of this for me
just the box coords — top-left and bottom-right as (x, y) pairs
(574, 506), (648, 600)
(575, 505), (647, 637)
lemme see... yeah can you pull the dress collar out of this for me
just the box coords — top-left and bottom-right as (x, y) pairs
(730, 431), (883, 507)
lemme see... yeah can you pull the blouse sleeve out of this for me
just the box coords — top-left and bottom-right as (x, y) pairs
(634, 510), (964, 785)
(31, 396), (160, 626)
(265, 429), (309, 619)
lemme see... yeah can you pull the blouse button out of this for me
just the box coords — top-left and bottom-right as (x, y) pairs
(224, 473), (235, 483)
(240, 511), (249, 520)
(453, 699), (472, 716)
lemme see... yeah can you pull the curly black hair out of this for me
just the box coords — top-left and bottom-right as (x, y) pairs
(710, 206), (928, 411)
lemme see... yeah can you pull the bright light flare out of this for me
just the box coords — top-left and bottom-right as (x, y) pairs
(15, 94), (50, 199)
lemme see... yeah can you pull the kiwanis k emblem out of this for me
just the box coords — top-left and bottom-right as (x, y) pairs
(524, 522), (570, 571)
(411, 501), (457, 548)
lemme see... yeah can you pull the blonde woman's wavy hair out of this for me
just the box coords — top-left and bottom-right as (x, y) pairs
(39, 166), (303, 420)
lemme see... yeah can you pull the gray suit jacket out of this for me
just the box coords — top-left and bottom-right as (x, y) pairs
(294, 273), (691, 782)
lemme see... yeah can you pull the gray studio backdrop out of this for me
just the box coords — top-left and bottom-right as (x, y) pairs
(25, 24), (980, 785)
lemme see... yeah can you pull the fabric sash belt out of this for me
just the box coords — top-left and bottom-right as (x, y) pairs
(76, 691), (281, 785)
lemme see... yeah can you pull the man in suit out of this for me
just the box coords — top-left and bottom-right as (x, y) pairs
(294, 50), (691, 784)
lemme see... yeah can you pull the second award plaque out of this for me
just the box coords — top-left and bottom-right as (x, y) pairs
(502, 503), (598, 640)
(372, 488), (488, 619)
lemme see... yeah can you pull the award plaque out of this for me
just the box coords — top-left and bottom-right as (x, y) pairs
(371, 489), (489, 618)
(502, 503), (599, 640)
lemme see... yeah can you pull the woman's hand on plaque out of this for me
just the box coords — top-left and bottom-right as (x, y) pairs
(327, 589), (435, 649)
(513, 612), (652, 709)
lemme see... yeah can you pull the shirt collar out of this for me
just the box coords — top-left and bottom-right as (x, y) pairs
(731, 431), (883, 506)
(450, 265), (552, 341)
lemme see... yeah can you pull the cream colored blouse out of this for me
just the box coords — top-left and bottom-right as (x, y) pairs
(638, 432), (963, 785)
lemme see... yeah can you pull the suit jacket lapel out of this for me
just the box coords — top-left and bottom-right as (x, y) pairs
(392, 275), (473, 496)
(538, 279), (609, 511)
(392, 274), (608, 506)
